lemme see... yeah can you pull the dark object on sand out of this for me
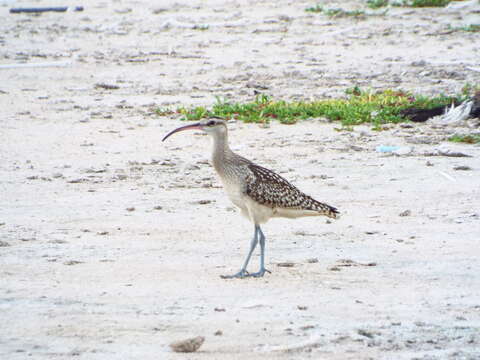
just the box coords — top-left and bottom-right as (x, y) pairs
(10, 6), (84, 14)
(400, 106), (450, 123)
(95, 83), (120, 90)
(471, 91), (480, 118)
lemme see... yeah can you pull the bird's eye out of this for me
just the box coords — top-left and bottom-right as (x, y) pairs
(207, 120), (216, 126)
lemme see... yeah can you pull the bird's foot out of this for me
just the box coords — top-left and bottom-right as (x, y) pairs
(220, 269), (249, 279)
(246, 268), (271, 278)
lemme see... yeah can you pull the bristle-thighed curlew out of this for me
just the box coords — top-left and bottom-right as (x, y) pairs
(162, 119), (339, 278)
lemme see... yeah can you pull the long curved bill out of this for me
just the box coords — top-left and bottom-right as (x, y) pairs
(162, 122), (202, 142)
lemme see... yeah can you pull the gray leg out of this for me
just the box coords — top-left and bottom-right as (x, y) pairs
(221, 226), (259, 279)
(247, 225), (271, 278)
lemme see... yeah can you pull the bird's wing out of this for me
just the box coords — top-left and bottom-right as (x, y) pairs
(244, 163), (338, 217)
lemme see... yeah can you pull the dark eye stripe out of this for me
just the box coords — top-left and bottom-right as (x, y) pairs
(207, 120), (215, 126)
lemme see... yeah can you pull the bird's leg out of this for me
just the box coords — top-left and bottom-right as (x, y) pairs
(220, 226), (259, 279)
(247, 225), (271, 278)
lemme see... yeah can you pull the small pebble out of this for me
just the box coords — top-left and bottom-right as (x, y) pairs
(357, 329), (375, 338)
(152, 7), (168, 14)
(64, 260), (83, 266)
(214, 330), (223, 336)
(169, 336), (205, 353)
(399, 209), (411, 217)
(95, 83), (120, 90)
(67, 178), (86, 184)
(48, 239), (68, 244)
(453, 165), (471, 171)
(277, 262), (295, 267)
(300, 325), (315, 330)
(328, 266), (341, 271)
(126, 207), (135, 212)
(411, 60), (427, 67)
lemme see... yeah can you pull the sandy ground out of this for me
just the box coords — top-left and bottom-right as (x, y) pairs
(1, 0), (480, 359)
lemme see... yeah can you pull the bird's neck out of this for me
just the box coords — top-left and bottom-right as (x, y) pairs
(211, 130), (233, 174)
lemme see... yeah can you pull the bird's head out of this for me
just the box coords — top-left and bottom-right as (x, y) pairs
(162, 118), (227, 142)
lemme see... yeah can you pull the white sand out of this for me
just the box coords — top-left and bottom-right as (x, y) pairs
(1, 0), (479, 358)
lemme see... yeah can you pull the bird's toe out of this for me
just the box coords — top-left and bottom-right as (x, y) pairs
(247, 268), (270, 278)
(220, 269), (249, 279)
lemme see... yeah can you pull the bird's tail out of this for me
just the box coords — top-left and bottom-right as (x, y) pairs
(324, 204), (340, 219)
(313, 201), (340, 219)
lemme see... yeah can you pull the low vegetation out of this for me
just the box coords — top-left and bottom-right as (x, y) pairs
(315, 0), (453, 11)
(305, 4), (323, 13)
(305, 5), (365, 17)
(157, 87), (471, 129)
(398, 0), (451, 7)
(367, 0), (389, 9)
(448, 24), (480, 33)
(448, 134), (480, 144)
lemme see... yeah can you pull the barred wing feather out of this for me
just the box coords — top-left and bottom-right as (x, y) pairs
(244, 163), (339, 218)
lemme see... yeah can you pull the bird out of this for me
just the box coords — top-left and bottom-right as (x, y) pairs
(162, 118), (339, 279)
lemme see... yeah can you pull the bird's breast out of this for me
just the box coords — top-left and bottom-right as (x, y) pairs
(219, 177), (245, 209)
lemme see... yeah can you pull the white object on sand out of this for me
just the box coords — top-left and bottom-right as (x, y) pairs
(429, 100), (473, 125)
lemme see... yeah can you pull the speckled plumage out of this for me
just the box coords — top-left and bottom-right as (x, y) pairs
(244, 163), (339, 218)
